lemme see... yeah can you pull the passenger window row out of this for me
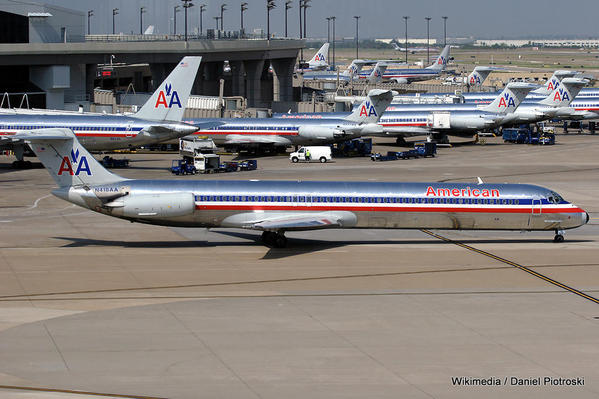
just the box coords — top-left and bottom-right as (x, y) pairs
(195, 195), (520, 205)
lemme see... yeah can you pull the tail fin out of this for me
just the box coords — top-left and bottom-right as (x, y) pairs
(467, 66), (495, 87)
(426, 45), (450, 70)
(344, 89), (395, 123)
(134, 56), (202, 122)
(12, 129), (125, 187)
(538, 77), (588, 107)
(366, 63), (388, 83)
(481, 82), (536, 114)
(531, 70), (579, 95)
(308, 43), (329, 69)
(342, 59), (365, 78)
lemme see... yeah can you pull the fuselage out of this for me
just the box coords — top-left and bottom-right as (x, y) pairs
(0, 113), (196, 150)
(358, 68), (440, 82)
(62, 180), (588, 232)
(187, 117), (361, 147)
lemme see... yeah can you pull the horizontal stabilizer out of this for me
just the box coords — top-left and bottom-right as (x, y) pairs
(10, 128), (126, 187)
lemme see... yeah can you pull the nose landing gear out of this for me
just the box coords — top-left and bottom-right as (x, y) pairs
(553, 229), (565, 243)
(261, 231), (288, 248)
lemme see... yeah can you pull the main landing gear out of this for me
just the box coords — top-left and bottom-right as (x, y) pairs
(261, 231), (287, 248)
(553, 229), (565, 243)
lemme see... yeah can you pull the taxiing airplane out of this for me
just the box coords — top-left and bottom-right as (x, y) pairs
(0, 57), (213, 167)
(390, 41), (428, 53)
(187, 89), (395, 151)
(16, 128), (589, 247)
(357, 45), (451, 83)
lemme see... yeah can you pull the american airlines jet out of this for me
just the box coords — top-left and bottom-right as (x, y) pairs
(297, 43), (330, 72)
(188, 89), (395, 152)
(14, 128), (589, 247)
(357, 45), (451, 83)
(0, 57), (216, 167)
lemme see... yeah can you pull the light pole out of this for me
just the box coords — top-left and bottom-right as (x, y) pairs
(173, 5), (180, 34)
(425, 17), (431, 64)
(299, 0), (303, 60)
(140, 7), (146, 35)
(87, 10), (93, 35)
(214, 16), (220, 30)
(353, 15), (360, 59)
(442, 16), (448, 46)
(284, 0), (292, 37)
(220, 3), (226, 31)
(325, 17), (331, 61)
(267, 0), (276, 40)
(302, 0), (310, 40)
(199, 4), (206, 36)
(240, 3), (247, 37)
(331, 16), (336, 68)
(403, 16), (409, 64)
(112, 8), (118, 34)
(326, 17), (331, 62)
(182, 0), (194, 42)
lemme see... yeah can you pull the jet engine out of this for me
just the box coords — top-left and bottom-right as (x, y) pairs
(105, 192), (195, 219)
(297, 125), (346, 141)
(449, 114), (499, 131)
(391, 77), (409, 84)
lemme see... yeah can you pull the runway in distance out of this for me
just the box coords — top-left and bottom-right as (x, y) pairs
(16, 129), (589, 247)
(0, 57), (213, 166)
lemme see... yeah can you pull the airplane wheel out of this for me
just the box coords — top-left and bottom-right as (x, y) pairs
(273, 234), (287, 248)
(319, 157), (327, 163)
(553, 234), (564, 243)
(261, 231), (273, 245)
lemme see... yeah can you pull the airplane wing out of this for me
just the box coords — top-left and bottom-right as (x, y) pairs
(223, 135), (293, 146)
(222, 211), (357, 231)
(246, 215), (341, 231)
(144, 121), (223, 136)
(380, 126), (431, 136)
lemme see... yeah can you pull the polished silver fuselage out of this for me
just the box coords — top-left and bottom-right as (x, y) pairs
(0, 114), (196, 151)
(60, 180), (588, 232)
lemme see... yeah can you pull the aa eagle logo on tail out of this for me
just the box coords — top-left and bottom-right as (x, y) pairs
(155, 83), (182, 109)
(58, 148), (92, 176)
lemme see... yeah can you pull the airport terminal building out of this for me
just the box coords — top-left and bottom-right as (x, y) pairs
(0, 1), (302, 111)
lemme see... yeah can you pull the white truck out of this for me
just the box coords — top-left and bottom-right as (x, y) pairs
(289, 146), (332, 163)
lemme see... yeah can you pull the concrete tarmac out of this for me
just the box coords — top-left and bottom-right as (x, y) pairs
(0, 134), (598, 399)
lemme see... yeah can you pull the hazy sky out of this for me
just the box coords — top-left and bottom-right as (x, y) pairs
(35, 0), (599, 40)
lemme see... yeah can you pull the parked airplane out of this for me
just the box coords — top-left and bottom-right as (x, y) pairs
(463, 70), (599, 103)
(301, 58), (370, 81)
(297, 43), (330, 72)
(357, 45), (451, 83)
(16, 128), (589, 247)
(0, 56), (211, 167)
(379, 77), (585, 129)
(187, 89), (395, 152)
(366, 62), (388, 83)
(377, 82), (537, 141)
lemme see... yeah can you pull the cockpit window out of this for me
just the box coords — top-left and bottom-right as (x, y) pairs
(548, 191), (563, 204)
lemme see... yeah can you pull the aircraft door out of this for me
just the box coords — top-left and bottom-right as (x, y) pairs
(532, 198), (542, 215)
(126, 123), (134, 138)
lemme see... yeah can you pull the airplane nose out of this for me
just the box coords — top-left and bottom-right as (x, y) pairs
(585, 212), (590, 224)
